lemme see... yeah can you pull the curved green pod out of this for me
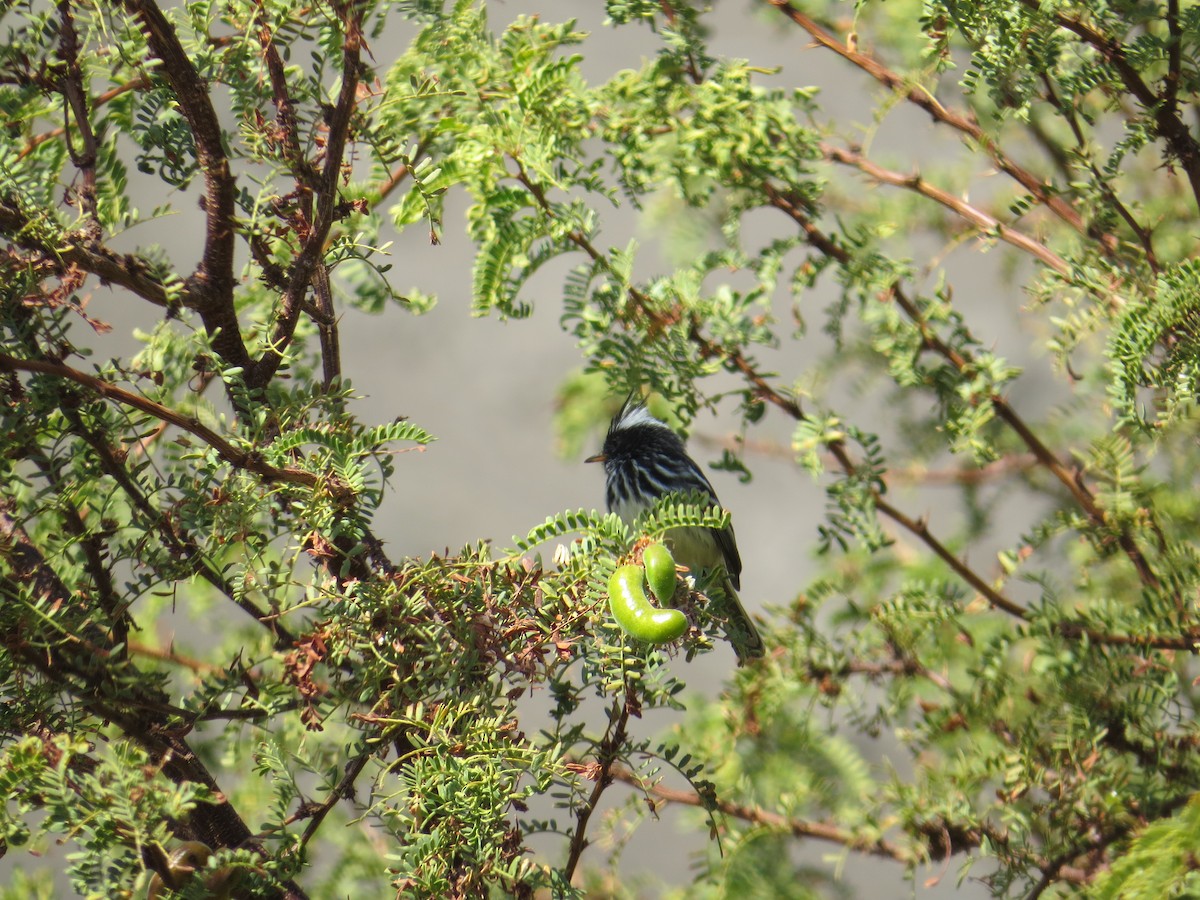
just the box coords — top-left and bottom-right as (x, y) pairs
(608, 564), (687, 644)
(642, 542), (679, 605)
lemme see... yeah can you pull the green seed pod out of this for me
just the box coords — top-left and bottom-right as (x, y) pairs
(642, 542), (678, 605)
(608, 565), (687, 644)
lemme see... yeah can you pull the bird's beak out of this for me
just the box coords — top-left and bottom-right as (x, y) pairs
(585, 452), (606, 464)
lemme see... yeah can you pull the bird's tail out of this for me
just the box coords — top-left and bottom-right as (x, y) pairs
(715, 577), (765, 665)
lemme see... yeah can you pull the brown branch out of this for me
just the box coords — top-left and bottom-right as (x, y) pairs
(1165, 0), (1183, 123)
(20, 74), (150, 160)
(609, 765), (913, 862)
(1057, 622), (1200, 652)
(886, 454), (1039, 486)
(763, 0), (1121, 257)
(615, 765), (1095, 888)
(1023, 794), (1193, 898)
(699, 431), (1039, 485)
(128, 639), (223, 674)
(309, 262), (341, 388)
(875, 494), (1028, 618)
(564, 699), (631, 880)
(256, 10), (314, 190)
(56, 2), (99, 236)
(1037, 74), (1158, 269)
(121, 0), (250, 372)
(0, 309), (296, 650)
(251, 3), (363, 389)
(888, 283), (1160, 591)
(296, 747), (374, 851)
(0, 197), (194, 309)
(0, 352), (347, 499)
(246, 4), (314, 376)
(820, 141), (1070, 275)
(59, 396), (300, 650)
(1017, 0), (1200, 210)
(802, 649), (955, 693)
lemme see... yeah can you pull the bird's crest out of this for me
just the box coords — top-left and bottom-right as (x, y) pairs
(609, 398), (668, 435)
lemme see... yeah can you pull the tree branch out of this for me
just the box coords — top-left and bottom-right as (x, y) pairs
(876, 494), (1028, 618)
(1164, 0), (1183, 123)
(801, 646), (955, 693)
(1036, 73), (1158, 270)
(609, 765), (913, 862)
(296, 746), (374, 852)
(251, 3), (363, 389)
(763, 0), (1121, 257)
(20, 74), (150, 160)
(56, 2), (100, 236)
(0, 197), (194, 309)
(1017, 0), (1200, 210)
(563, 699), (631, 880)
(121, 0), (251, 372)
(0, 352), (348, 499)
(820, 141), (1070, 275)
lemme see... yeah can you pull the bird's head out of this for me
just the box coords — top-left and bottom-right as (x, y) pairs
(586, 400), (684, 469)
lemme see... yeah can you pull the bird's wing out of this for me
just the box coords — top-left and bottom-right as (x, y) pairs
(712, 523), (742, 590)
(680, 456), (744, 590)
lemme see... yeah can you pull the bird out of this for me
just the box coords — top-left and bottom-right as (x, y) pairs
(586, 398), (765, 663)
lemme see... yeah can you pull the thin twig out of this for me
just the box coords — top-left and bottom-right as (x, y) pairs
(821, 141), (1070, 274)
(128, 639), (224, 674)
(1018, 0), (1200, 209)
(0, 352), (348, 498)
(20, 75), (150, 160)
(56, 3), (100, 235)
(696, 432), (1040, 485)
(1036, 73), (1158, 269)
(763, 0), (1120, 257)
(609, 765), (913, 862)
(802, 651), (955, 693)
(252, 3), (363, 388)
(875, 494), (1027, 618)
(297, 748), (374, 851)
(563, 699), (631, 880)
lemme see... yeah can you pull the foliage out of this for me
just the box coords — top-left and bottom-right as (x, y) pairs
(1, 0), (1199, 898)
